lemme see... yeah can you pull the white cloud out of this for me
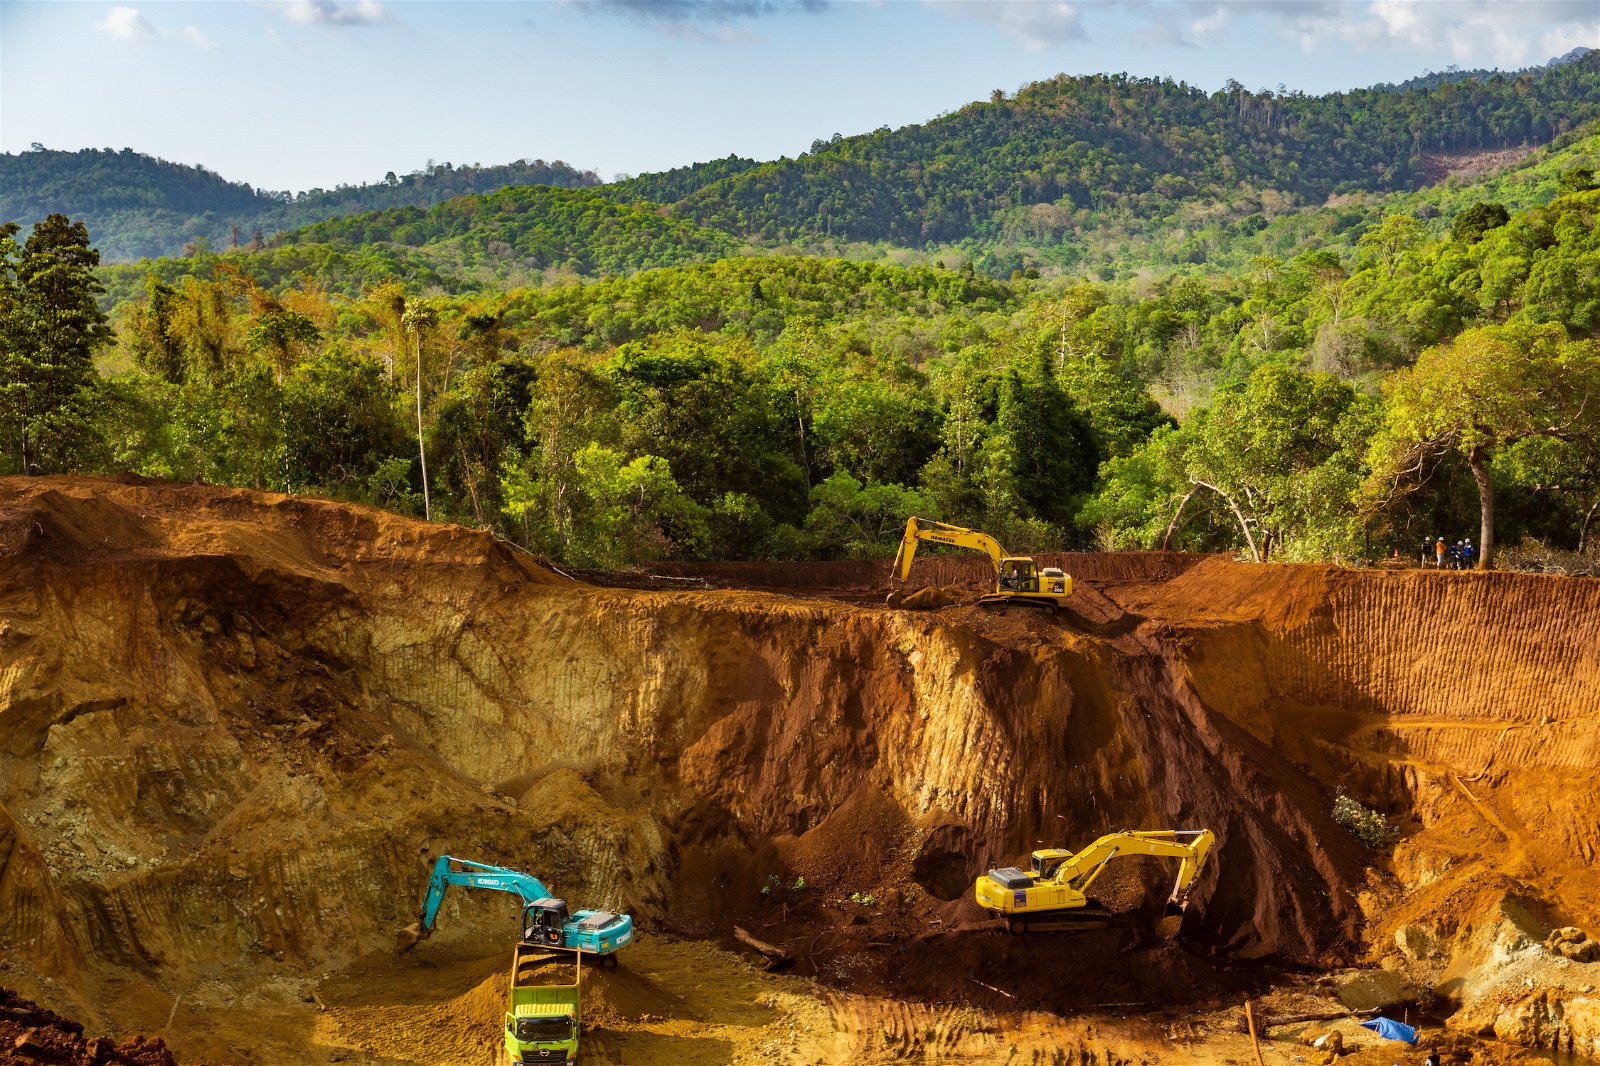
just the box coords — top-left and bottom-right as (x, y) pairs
(277, 0), (390, 26)
(1272, 0), (1597, 68)
(934, 0), (1088, 52)
(96, 6), (157, 41)
(96, 6), (220, 49)
(1123, 1), (1594, 68)
(1131, 2), (1234, 49)
(573, 1), (827, 43)
(180, 25), (220, 50)
(1186, 6), (1229, 45)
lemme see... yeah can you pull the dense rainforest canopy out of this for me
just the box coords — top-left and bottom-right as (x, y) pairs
(2, 55), (1598, 572)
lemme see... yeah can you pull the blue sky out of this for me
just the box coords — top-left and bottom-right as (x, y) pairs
(1, 1), (1595, 194)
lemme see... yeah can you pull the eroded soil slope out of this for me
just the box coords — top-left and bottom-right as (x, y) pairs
(1, 477), (1597, 1063)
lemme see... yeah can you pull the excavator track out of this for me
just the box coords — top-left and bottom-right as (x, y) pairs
(999, 903), (1121, 935)
(977, 594), (1060, 615)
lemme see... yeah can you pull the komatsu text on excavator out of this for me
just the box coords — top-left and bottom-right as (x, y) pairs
(398, 855), (633, 965)
(975, 829), (1215, 938)
(892, 516), (1070, 613)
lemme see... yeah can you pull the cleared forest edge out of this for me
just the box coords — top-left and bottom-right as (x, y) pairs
(1, 477), (1597, 1063)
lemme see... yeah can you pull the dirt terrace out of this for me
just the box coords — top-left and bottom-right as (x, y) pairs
(1, 476), (1597, 1065)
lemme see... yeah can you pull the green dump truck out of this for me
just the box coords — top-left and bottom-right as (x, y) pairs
(499, 941), (580, 1065)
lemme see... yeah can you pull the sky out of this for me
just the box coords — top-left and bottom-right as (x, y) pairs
(1, 0), (1596, 194)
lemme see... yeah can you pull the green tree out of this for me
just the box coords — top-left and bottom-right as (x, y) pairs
(1055, 351), (1173, 461)
(802, 473), (934, 559)
(1499, 433), (1600, 554)
(124, 277), (186, 383)
(569, 444), (706, 566)
(811, 375), (941, 487)
(1368, 323), (1600, 568)
(605, 331), (806, 521)
(281, 345), (407, 500)
(985, 356), (1098, 530)
(244, 309), (320, 382)
(1451, 202), (1510, 244)
(0, 215), (114, 473)
(401, 299), (440, 519)
(1357, 214), (1426, 277)
(1559, 166), (1597, 194)
(1093, 366), (1372, 561)
(502, 352), (614, 555)
(431, 357), (537, 525)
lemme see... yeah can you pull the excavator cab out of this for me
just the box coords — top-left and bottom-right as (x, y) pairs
(1029, 849), (1073, 881)
(522, 898), (570, 947)
(998, 557), (1040, 593)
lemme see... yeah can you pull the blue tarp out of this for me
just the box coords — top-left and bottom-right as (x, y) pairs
(1360, 1017), (1419, 1044)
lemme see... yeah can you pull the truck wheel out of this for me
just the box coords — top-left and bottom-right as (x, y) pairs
(1007, 918), (1025, 935)
(602, 953), (619, 971)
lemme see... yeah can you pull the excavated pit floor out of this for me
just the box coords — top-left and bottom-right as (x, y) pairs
(2, 477), (1598, 1065)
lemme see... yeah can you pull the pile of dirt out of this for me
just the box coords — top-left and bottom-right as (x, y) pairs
(2, 476), (1597, 1062)
(0, 989), (187, 1066)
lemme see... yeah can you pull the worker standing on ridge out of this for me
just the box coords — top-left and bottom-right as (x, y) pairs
(1463, 539), (1475, 569)
(1435, 537), (1446, 569)
(1421, 536), (1432, 567)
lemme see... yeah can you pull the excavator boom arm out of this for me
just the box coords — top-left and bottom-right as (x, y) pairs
(1048, 829), (1215, 905)
(893, 516), (1007, 581)
(417, 855), (555, 934)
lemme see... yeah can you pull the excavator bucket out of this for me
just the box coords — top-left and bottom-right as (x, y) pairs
(1155, 902), (1186, 940)
(396, 921), (425, 952)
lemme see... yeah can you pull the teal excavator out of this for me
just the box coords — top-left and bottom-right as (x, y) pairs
(398, 855), (633, 966)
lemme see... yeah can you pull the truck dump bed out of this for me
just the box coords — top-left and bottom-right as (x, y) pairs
(503, 943), (581, 1065)
(512, 943), (580, 988)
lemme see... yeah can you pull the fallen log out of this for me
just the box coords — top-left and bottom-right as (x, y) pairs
(734, 925), (793, 970)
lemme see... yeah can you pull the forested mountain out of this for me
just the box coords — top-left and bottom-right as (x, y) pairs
(92, 125), (1599, 314)
(0, 148), (600, 262)
(7, 56), (1600, 575)
(1000, 124), (1600, 278)
(10, 52), (1598, 272)
(98, 184), (745, 303)
(636, 52), (1600, 250)
(285, 186), (742, 282)
(1374, 46), (1592, 92)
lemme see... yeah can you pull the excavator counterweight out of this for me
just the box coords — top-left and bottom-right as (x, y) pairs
(974, 829), (1214, 939)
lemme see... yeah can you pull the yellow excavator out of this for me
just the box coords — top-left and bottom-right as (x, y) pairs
(891, 517), (1070, 613)
(974, 829), (1215, 938)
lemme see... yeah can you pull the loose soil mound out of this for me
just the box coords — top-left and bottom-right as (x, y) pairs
(0, 989), (186, 1066)
(2, 477), (1596, 1061)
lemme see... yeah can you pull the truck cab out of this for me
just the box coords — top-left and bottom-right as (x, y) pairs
(504, 1002), (575, 1065)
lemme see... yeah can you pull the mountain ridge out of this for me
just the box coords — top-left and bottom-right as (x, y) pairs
(11, 53), (1600, 281)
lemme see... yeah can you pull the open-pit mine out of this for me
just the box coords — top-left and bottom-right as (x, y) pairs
(2, 477), (1598, 1066)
